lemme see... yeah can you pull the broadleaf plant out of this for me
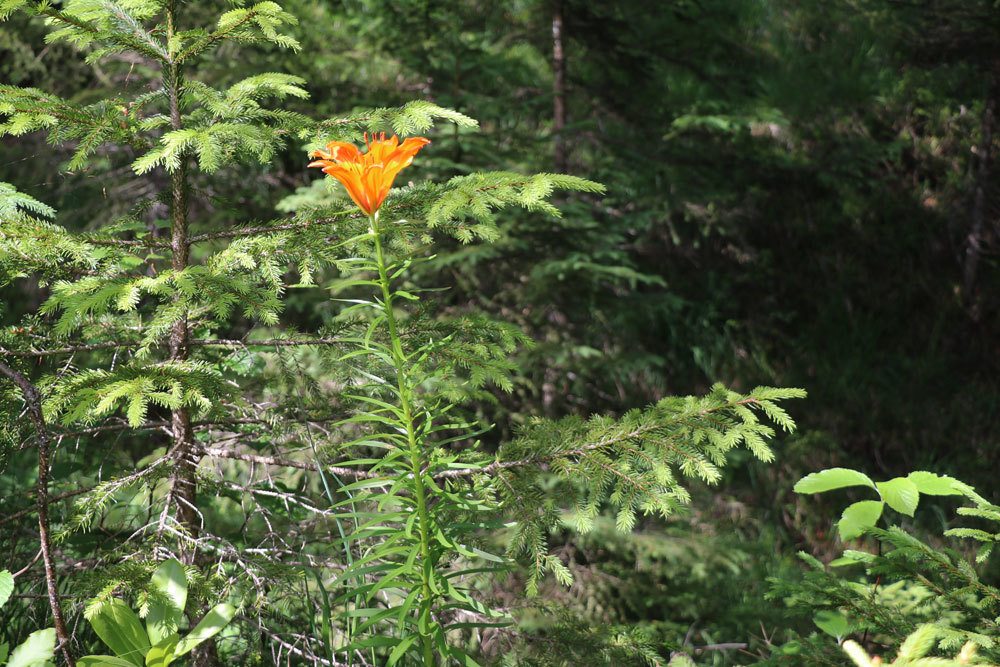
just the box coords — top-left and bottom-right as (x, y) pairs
(769, 470), (1000, 664)
(81, 559), (235, 667)
(0, 571), (56, 667)
(795, 469), (965, 540)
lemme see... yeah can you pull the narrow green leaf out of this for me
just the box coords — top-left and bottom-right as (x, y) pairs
(337, 478), (394, 492)
(386, 635), (416, 666)
(146, 560), (187, 645)
(174, 603), (235, 657)
(89, 599), (151, 666)
(469, 546), (506, 563)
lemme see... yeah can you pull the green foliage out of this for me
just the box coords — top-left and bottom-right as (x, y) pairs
(770, 470), (1000, 664)
(4, 630), (55, 667)
(0, 572), (55, 667)
(283, 195), (804, 662)
(0, 183), (100, 285)
(496, 605), (666, 666)
(0, 0), (871, 663)
(44, 361), (230, 426)
(180, 1), (302, 59)
(498, 384), (805, 592)
(0, 84), (143, 170)
(81, 560), (236, 667)
(843, 625), (992, 666)
(796, 469), (965, 540)
(426, 172), (605, 242)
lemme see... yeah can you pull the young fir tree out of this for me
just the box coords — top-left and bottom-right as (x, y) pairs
(0, 1), (804, 664)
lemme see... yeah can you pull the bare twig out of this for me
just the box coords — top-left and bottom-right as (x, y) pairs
(50, 414), (341, 440)
(202, 446), (375, 479)
(0, 487), (93, 527)
(1, 337), (346, 358)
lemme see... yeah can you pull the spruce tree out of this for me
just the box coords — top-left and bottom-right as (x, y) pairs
(0, 1), (804, 663)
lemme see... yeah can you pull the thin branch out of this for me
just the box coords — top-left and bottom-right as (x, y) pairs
(186, 214), (352, 245)
(0, 487), (93, 527)
(255, 623), (349, 667)
(54, 414), (342, 439)
(86, 237), (171, 249)
(203, 446), (376, 479)
(0, 361), (76, 667)
(1, 337), (345, 357)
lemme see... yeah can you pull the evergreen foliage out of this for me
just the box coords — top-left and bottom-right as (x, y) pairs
(0, 0), (805, 664)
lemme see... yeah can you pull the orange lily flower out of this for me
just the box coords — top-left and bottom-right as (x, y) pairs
(308, 132), (431, 216)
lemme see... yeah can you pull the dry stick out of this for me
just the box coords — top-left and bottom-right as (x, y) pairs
(0, 337), (348, 358)
(202, 447), (372, 478)
(0, 361), (76, 667)
(51, 414), (342, 440)
(0, 487), (92, 527)
(255, 623), (347, 667)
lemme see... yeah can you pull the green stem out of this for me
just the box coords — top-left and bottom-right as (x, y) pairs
(370, 213), (437, 666)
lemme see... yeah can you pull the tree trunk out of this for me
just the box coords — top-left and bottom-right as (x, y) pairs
(162, 55), (200, 562)
(552, 0), (567, 173)
(162, 5), (216, 665)
(963, 74), (997, 318)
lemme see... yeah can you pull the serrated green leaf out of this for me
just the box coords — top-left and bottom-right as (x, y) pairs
(907, 471), (964, 496)
(877, 477), (920, 516)
(7, 628), (55, 667)
(795, 468), (876, 494)
(0, 570), (13, 608)
(838, 500), (884, 540)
